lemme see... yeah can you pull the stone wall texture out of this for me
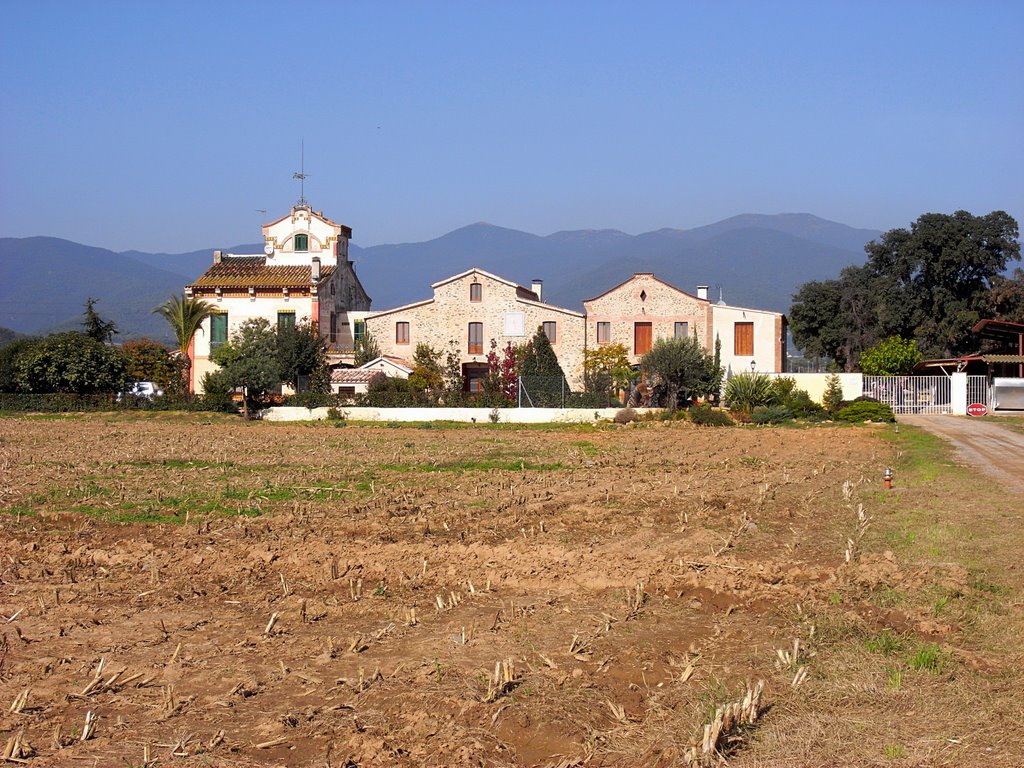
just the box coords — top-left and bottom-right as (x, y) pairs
(365, 270), (586, 388)
(583, 273), (714, 363)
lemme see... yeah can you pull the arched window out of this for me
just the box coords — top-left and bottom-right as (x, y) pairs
(294, 234), (309, 252)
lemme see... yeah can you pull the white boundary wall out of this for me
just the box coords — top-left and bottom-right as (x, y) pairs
(764, 373), (862, 403)
(765, 372), (973, 414)
(262, 406), (661, 423)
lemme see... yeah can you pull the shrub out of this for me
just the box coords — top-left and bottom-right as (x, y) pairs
(835, 401), (896, 423)
(613, 407), (637, 424)
(768, 376), (797, 401)
(724, 372), (774, 412)
(783, 389), (826, 419)
(689, 404), (734, 426)
(823, 373), (844, 414)
(751, 405), (792, 424)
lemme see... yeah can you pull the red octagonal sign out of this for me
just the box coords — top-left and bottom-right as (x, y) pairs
(967, 403), (988, 417)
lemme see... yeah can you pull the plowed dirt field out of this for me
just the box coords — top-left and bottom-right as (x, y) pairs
(0, 413), (1010, 767)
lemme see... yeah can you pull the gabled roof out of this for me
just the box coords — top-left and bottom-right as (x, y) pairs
(188, 257), (335, 289)
(430, 267), (538, 299)
(583, 272), (703, 304)
(358, 355), (414, 374)
(262, 204), (346, 230)
(366, 267), (582, 318)
(331, 368), (384, 384)
(364, 298), (435, 319)
(517, 297), (584, 318)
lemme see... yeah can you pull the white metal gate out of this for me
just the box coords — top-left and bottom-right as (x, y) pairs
(967, 375), (990, 409)
(862, 376), (953, 415)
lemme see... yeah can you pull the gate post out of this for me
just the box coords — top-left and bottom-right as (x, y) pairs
(951, 372), (967, 415)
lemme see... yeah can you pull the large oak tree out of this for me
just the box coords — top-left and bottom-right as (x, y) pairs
(790, 210), (1020, 369)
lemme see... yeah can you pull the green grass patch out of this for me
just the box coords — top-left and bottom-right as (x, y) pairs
(865, 629), (906, 655)
(1, 505), (37, 518)
(907, 642), (947, 673)
(0, 411), (86, 421)
(69, 500), (261, 523)
(379, 459), (567, 473)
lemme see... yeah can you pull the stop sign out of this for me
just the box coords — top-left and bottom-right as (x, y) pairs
(967, 403), (988, 417)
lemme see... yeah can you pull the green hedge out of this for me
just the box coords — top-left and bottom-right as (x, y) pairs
(0, 393), (236, 413)
(835, 401), (896, 423)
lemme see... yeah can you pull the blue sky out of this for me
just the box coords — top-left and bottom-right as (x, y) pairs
(1, 1), (1021, 252)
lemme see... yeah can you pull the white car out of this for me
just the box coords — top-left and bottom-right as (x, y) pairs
(119, 381), (163, 401)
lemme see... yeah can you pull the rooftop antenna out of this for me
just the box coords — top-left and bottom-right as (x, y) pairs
(292, 140), (309, 207)
(716, 284), (726, 305)
(255, 208), (267, 217)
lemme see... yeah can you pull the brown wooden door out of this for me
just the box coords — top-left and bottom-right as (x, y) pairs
(634, 322), (652, 355)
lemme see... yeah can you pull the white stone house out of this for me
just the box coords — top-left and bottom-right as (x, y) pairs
(186, 203), (371, 393)
(364, 268), (586, 391)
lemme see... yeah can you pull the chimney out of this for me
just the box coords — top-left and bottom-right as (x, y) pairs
(213, 250), (223, 265)
(697, 285), (708, 301)
(532, 279), (543, 302)
(311, 257), (321, 282)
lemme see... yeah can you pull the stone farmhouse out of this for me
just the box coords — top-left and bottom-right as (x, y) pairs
(364, 268), (587, 391)
(186, 203), (371, 393)
(185, 204), (786, 395)
(583, 273), (714, 364)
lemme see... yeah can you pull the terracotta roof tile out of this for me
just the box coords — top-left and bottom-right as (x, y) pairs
(331, 369), (384, 384)
(189, 257), (334, 289)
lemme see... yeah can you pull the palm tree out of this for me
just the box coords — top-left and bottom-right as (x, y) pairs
(154, 294), (214, 396)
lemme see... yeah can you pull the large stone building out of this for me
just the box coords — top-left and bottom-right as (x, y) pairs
(583, 272), (786, 374)
(364, 268), (586, 390)
(184, 207), (788, 396)
(186, 203), (371, 393)
(583, 273), (715, 363)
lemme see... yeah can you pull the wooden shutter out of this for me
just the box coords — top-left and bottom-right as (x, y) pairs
(734, 322), (754, 356)
(634, 322), (652, 355)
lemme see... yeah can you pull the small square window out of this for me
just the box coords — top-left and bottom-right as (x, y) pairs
(597, 322), (610, 344)
(470, 283), (482, 302)
(674, 321), (688, 340)
(396, 321), (410, 344)
(294, 234), (308, 251)
(543, 321), (557, 343)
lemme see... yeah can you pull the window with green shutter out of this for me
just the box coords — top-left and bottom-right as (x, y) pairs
(211, 313), (228, 351)
(294, 234), (308, 252)
(277, 311), (296, 334)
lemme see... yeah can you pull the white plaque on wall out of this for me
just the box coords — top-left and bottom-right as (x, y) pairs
(504, 312), (526, 337)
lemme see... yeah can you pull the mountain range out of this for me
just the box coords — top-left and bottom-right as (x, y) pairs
(0, 213), (881, 343)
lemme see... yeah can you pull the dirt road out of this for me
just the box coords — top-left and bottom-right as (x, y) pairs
(900, 414), (1024, 492)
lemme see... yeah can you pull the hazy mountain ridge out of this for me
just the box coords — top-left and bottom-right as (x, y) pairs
(0, 214), (881, 340)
